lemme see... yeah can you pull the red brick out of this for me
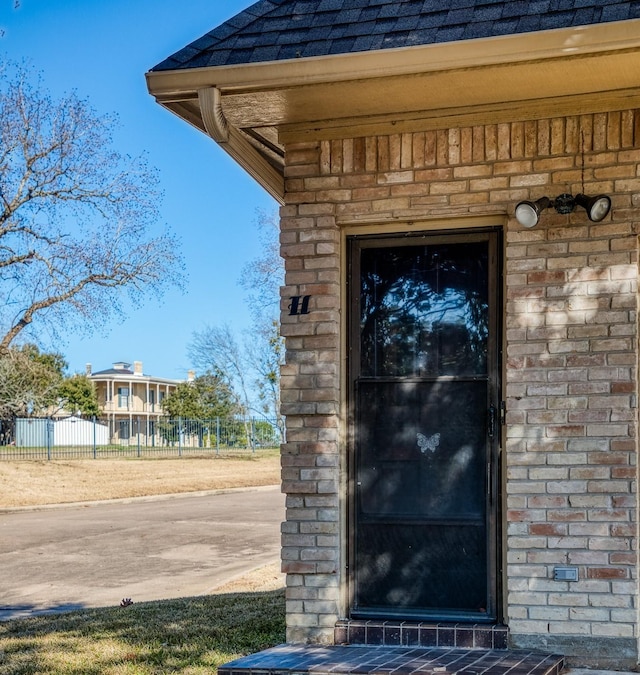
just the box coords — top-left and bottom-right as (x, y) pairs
(587, 567), (628, 579)
(590, 452), (631, 465)
(611, 553), (637, 564)
(548, 510), (587, 522)
(530, 524), (567, 536)
(547, 425), (585, 437)
(282, 561), (317, 574)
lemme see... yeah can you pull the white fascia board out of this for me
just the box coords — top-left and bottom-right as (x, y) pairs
(146, 19), (640, 97)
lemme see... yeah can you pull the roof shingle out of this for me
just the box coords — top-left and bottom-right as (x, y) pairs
(151, 0), (640, 72)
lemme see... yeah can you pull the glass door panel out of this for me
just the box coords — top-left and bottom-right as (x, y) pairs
(355, 379), (488, 615)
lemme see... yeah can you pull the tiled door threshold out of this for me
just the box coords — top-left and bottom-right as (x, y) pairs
(335, 620), (509, 649)
(219, 644), (564, 675)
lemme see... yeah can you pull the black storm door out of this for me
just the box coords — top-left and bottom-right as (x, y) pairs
(348, 230), (501, 622)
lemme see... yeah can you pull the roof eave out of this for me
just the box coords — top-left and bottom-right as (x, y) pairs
(146, 18), (640, 203)
(147, 19), (640, 96)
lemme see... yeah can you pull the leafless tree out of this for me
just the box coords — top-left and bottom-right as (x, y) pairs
(188, 210), (284, 443)
(188, 324), (252, 415)
(0, 61), (183, 350)
(188, 323), (258, 448)
(239, 210), (285, 434)
(239, 209), (283, 319)
(244, 318), (285, 439)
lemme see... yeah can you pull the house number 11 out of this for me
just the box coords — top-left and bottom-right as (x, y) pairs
(289, 295), (311, 315)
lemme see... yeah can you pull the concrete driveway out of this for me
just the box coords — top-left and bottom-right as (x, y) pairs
(0, 485), (284, 621)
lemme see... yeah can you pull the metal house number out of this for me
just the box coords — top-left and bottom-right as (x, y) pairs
(289, 295), (311, 316)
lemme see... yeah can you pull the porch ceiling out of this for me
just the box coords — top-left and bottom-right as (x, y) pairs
(146, 19), (640, 203)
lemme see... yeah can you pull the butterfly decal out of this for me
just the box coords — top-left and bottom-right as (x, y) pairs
(417, 432), (440, 454)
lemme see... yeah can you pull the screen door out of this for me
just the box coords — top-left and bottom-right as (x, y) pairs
(349, 229), (501, 622)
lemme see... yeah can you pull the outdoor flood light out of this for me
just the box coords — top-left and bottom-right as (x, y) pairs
(514, 197), (552, 228)
(515, 193), (611, 227)
(574, 193), (612, 222)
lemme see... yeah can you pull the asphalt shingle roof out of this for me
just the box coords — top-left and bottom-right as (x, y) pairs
(152, 0), (640, 72)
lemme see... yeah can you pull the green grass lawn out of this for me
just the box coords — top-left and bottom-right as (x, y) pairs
(0, 589), (285, 674)
(0, 445), (280, 461)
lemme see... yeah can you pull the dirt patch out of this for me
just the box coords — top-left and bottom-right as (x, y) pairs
(212, 561), (285, 594)
(0, 454), (280, 507)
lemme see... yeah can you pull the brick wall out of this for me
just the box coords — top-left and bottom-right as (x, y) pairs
(280, 110), (639, 654)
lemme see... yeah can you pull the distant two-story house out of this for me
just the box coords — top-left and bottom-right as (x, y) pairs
(87, 361), (183, 444)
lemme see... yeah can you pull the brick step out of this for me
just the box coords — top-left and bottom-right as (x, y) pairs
(219, 644), (564, 675)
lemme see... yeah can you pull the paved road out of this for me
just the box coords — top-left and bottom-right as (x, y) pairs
(0, 486), (284, 621)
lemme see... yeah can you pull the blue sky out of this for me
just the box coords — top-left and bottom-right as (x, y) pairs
(1, 0), (276, 381)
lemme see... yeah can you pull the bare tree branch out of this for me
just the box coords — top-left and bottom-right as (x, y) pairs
(188, 324), (253, 415)
(239, 208), (283, 321)
(188, 210), (285, 436)
(0, 60), (184, 347)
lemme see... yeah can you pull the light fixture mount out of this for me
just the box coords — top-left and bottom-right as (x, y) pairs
(515, 192), (611, 227)
(553, 193), (575, 215)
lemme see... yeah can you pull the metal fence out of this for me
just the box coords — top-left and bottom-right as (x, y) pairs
(0, 416), (282, 460)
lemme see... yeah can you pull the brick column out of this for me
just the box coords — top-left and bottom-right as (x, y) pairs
(280, 141), (342, 643)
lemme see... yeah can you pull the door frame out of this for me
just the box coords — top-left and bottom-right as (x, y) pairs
(345, 226), (504, 623)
